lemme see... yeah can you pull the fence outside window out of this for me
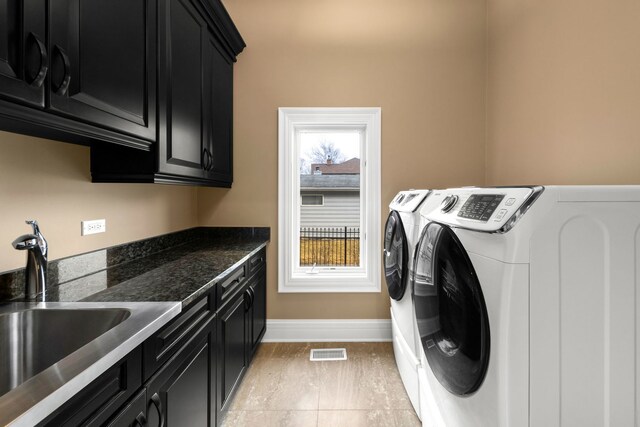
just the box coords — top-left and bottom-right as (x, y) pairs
(299, 227), (360, 267)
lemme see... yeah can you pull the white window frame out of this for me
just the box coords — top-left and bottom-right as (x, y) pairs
(278, 107), (381, 293)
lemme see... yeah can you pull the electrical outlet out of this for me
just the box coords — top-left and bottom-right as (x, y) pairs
(81, 219), (106, 236)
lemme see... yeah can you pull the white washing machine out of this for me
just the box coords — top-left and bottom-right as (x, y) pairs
(383, 189), (431, 418)
(413, 186), (640, 427)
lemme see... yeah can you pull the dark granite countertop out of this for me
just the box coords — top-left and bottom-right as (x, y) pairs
(0, 227), (269, 308)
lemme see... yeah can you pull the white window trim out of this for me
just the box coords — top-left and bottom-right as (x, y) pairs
(278, 107), (381, 293)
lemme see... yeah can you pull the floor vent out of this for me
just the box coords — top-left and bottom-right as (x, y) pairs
(310, 348), (347, 361)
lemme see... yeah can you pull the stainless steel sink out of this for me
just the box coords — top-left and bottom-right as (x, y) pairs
(0, 301), (181, 427)
(0, 308), (131, 396)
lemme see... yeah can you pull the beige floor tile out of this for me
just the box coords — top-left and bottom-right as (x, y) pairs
(228, 343), (320, 411)
(317, 410), (421, 427)
(226, 342), (418, 422)
(222, 410), (318, 427)
(317, 343), (413, 410)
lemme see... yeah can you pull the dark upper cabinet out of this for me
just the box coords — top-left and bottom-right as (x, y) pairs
(90, 0), (244, 187)
(0, 0), (244, 188)
(0, 0), (47, 107)
(47, 0), (156, 141)
(157, 0), (207, 180)
(204, 33), (233, 185)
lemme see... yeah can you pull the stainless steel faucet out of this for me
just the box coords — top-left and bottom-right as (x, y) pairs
(12, 220), (48, 301)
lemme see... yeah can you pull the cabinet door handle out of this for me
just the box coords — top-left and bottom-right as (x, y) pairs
(250, 256), (264, 269)
(249, 287), (255, 307)
(202, 148), (212, 171)
(52, 45), (71, 96)
(150, 393), (165, 427)
(26, 32), (48, 88)
(134, 412), (148, 427)
(206, 149), (213, 171)
(243, 288), (252, 311)
(244, 287), (254, 310)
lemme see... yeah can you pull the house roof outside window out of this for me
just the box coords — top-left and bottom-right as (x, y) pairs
(310, 157), (360, 175)
(300, 174), (360, 191)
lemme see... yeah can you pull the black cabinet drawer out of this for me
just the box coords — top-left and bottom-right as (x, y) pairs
(143, 293), (214, 381)
(217, 263), (247, 308)
(103, 388), (147, 427)
(247, 248), (266, 277)
(40, 347), (142, 427)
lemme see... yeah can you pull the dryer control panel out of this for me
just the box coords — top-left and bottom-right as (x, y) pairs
(421, 187), (543, 233)
(389, 189), (431, 213)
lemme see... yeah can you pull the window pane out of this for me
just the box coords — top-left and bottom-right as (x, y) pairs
(301, 195), (323, 205)
(298, 131), (361, 267)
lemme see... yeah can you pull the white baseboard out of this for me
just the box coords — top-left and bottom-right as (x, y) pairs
(262, 319), (392, 342)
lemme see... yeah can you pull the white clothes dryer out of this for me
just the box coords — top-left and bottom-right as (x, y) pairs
(384, 189), (431, 418)
(413, 186), (640, 427)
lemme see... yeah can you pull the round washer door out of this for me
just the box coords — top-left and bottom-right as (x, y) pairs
(412, 222), (490, 396)
(383, 211), (408, 300)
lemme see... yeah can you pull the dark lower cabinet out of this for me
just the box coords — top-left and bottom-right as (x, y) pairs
(38, 347), (143, 426)
(217, 253), (267, 421)
(147, 316), (215, 427)
(248, 266), (267, 356)
(104, 388), (147, 427)
(39, 251), (266, 427)
(218, 297), (248, 412)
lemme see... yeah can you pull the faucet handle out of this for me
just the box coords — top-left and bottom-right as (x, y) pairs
(26, 220), (40, 235)
(24, 220), (47, 259)
(12, 234), (38, 250)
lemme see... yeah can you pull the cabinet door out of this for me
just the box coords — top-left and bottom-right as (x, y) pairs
(249, 268), (267, 355)
(218, 296), (248, 412)
(157, 0), (208, 179)
(0, 0), (47, 107)
(104, 388), (147, 427)
(39, 347), (143, 426)
(48, 0), (156, 140)
(146, 317), (215, 427)
(203, 34), (233, 185)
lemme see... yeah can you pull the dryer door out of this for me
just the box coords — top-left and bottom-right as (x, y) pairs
(383, 211), (408, 300)
(413, 222), (490, 396)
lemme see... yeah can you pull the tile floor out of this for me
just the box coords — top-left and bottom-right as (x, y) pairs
(222, 342), (421, 427)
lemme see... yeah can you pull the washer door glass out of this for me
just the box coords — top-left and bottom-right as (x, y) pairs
(383, 211), (408, 300)
(413, 222), (490, 396)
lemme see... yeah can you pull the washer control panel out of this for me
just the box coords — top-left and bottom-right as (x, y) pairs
(420, 187), (542, 232)
(458, 194), (505, 222)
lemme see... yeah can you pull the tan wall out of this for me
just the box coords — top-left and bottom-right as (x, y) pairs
(486, 0), (640, 185)
(198, 0), (487, 319)
(0, 131), (198, 272)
